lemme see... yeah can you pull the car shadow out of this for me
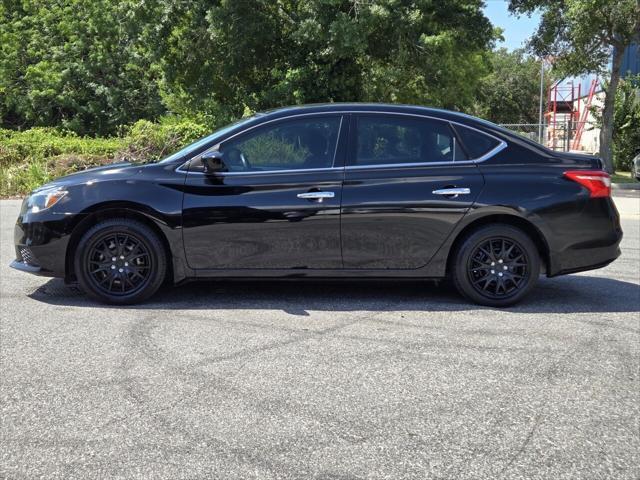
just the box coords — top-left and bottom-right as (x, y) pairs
(28, 274), (640, 314)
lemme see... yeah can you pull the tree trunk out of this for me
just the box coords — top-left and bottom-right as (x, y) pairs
(599, 48), (624, 173)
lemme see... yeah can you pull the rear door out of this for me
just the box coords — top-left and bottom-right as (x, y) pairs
(340, 114), (493, 269)
(181, 114), (346, 270)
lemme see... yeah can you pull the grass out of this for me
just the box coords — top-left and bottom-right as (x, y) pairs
(611, 171), (638, 184)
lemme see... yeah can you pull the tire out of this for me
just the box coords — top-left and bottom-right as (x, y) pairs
(451, 224), (540, 307)
(74, 218), (167, 304)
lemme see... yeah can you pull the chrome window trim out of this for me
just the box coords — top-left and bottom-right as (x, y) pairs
(176, 165), (344, 176)
(344, 141), (507, 172)
(176, 110), (508, 175)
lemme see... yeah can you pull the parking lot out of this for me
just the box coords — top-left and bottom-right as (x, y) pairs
(1, 196), (639, 479)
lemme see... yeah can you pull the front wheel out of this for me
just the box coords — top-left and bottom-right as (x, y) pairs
(75, 219), (167, 304)
(451, 224), (540, 307)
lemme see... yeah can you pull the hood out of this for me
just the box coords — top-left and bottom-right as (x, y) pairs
(34, 162), (143, 192)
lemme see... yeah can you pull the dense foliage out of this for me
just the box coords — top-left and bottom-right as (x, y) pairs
(472, 48), (551, 124)
(0, 0), (165, 135)
(1, 0), (497, 135)
(611, 75), (640, 171)
(148, 0), (496, 121)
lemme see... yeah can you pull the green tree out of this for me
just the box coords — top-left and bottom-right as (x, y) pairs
(608, 74), (640, 170)
(0, 0), (164, 135)
(1, 0), (499, 135)
(144, 0), (497, 124)
(508, 0), (640, 172)
(474, 48), (552, 124)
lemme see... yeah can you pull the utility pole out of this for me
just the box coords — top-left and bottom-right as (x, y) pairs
(538, 58), (545, 144)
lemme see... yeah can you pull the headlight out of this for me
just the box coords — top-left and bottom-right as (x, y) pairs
(27, 186), (68, 213)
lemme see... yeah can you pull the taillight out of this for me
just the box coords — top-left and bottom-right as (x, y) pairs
(563, 170), (611, 198)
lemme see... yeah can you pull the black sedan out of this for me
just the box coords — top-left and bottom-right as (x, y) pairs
(11, 104), (622, 306)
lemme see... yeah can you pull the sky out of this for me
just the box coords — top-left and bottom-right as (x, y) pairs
(483, 0), (541, 51)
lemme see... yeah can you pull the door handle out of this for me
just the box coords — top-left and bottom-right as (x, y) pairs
(297, 191), (335, 201)
(432, 187), (471, 197)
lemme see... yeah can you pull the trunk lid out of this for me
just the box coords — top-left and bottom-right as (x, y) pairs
(550, 151), (604, 170)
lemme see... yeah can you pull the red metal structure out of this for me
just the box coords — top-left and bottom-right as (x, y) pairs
(571, 79), (599, 151)
(545, 78), (599, 151)
(545, 79), (578, 151)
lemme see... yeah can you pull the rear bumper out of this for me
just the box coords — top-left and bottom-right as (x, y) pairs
(546, 197), (623, 277)
(548, 244), (621, 277)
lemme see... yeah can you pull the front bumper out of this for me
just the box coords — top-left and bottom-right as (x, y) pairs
(10, 243), (57, 277)
(12, 206), (77, 279)
(9, 259), (43, 275)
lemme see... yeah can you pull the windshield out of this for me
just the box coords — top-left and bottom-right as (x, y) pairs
(158, 115), (261, 164)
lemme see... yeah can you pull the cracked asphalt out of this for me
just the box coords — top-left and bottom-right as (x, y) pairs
(1, 197), (639, 480)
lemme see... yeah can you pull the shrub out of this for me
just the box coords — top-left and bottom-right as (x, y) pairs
(0, 117), (209, 197)
(0, 128), (123, 166)
(121, 118), (208, 162)
(0, 128), (125, 196)
(1, 158), (51, 196)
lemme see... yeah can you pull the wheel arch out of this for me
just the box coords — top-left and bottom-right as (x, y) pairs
(65, 203), (174, 283)
(445, 213), (550, 276)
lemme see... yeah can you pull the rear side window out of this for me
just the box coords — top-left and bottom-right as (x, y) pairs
(351, 115), (468, 166)
(453, 124), (501, 159)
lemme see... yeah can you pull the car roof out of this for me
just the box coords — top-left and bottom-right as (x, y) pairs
(262, 102), (475, 121)
(259, 103), (523, 138)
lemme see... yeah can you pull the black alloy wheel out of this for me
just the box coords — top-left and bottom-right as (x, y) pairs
(467, 237), (528, 299)
(87, 232), (152, 296)
(75, 219), (167, 304)
(452, 224), (540, 307)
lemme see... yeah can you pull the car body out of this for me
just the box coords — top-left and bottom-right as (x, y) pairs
(633, 152), (640, 181)
(11, 103), (623, 306)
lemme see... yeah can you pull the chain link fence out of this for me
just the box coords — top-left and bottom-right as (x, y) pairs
(499, 121), (600, 154)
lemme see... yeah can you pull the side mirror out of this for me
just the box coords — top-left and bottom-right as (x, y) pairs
(201, 151), (228, 173)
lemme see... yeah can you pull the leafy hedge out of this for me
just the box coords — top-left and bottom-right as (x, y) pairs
(0, 118), (208, 197)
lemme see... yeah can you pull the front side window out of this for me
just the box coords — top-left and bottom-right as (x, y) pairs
(351, 115), (467, 167)
(220, 116), (342, 172)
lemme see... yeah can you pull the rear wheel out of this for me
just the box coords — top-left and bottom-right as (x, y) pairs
(75, 219), (166, 304)
(451, 224), (540, 307)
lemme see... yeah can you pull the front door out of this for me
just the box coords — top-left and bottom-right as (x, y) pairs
(182, 115), (346, 270)
(341, 114), (487, 269)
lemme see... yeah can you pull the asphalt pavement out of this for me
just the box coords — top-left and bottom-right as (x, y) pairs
(1, 197), (639, 480)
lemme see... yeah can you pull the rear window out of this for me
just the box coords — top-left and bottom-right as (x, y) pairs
(453, 124), (501, 159)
